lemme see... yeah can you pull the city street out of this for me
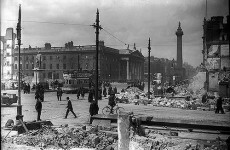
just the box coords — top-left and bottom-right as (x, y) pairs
(1, 85), (230, 128)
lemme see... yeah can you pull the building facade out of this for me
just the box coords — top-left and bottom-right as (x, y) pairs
(1, 28), (16, 80)
(203, 16), (230, 96)
(12, 41), (144, 84)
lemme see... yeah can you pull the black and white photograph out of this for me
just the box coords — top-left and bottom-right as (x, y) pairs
(1, 0), (229, 149)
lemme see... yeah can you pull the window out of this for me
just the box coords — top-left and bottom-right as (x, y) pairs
(7, 71), (10, 75)
(32, 72), (34, 76)
(43, 63), (46, 69)
(63, 55), (66, 60)
(43, 73), (46, 78)
(63, 64), (66, 69)
(26, 56), (28, 61)
(48, 72), (52, 79)
(26, 63), (29, 69)
(14, 57), (17, 61)
(56, 64), (59, 69)
(7, 61), (9, 66)
(20, 64), (22, 69)
(6, 53), (10, 56)
(50, 56), (53, 60)
(43, 56), (46, 61)
(32, 63), (34, 69)
(14, 64), (17, 69)
(50, 64), (52, 69)
(7, 44), (10, 48)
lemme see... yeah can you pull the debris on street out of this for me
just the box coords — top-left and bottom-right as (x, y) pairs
(2, 125), (118, 150)
(115, 86), (230, 112)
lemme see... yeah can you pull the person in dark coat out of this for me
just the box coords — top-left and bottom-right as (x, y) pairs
(88, 88), (94, 102)
(98, 88), (102, 100)
(57, 87), (63, 101)
(202, 93), (207, 103)
(89, 100), (99, 124)
(108, 86), (112, 96)
(35, 98), (42, 121)
(77, 88), (81, 99)
(65, 97), (77, 118)
(103, 87), (107, 97)
(81, 88), (85, 99)
(108, 92), (116, 113)
(215, 96), (225, 114)
(113, 87), (117, 94)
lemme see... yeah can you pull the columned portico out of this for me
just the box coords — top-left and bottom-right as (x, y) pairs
(126, 60), (129, 80)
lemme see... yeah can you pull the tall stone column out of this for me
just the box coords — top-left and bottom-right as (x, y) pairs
(175, 22), (183, 69)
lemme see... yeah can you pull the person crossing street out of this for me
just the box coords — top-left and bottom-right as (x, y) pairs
(64, 97), (77, 119)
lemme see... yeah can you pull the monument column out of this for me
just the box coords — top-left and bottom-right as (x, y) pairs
(175, 22), (183, 69)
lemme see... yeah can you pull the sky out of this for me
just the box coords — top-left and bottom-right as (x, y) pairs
(1, 0), (229, 67)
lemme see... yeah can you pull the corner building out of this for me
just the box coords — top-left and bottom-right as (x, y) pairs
(13, 41), (144, 83)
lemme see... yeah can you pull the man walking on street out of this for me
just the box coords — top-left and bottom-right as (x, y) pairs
(65, 97), (77, 119)
(35, 98), (42, 121)
(57, 87), (63, 101)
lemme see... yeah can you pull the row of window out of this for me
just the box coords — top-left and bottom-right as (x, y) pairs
(14, 54), (117, 62)
(22, 72), (60, 79)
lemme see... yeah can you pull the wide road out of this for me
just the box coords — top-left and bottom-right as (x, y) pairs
(1, 88), (230, 128)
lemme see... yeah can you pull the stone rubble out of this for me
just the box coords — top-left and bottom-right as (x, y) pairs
(116, 87), (230, 111)
(130, 129), (228, 150)
(2, 125), (118, 150)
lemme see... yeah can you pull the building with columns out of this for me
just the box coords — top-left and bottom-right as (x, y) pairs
(12, 40), (144, 84)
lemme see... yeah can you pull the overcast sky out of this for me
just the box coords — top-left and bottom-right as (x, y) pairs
(1, 0), (229, 67)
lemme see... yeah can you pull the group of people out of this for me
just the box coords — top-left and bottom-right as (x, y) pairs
(77, 87), (85, 99)
(23, 83), (31, 94)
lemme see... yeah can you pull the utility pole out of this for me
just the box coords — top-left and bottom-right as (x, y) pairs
(92, 9), (102, 105)
(148, 38), (151, 99)
(16, 4), (23, 120)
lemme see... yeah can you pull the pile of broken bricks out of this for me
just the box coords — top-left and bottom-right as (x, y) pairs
(2, 124), (118, 150)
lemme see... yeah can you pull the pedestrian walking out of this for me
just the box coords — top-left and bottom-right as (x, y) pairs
(35, 98), (42, 121)
(215, 96), (225, 114)
(113, 87), (117, 94)
(81, 88), (85, 99)
(103, 86), (107, 97)
(57, 87), (63, 101)
(77, 88), (81, 99)
(108, 86), (112, 95)
(88, 88), (94, 102)
(65, 97), (77, 119)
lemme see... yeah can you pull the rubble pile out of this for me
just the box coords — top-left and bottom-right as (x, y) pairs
(3, 125), (118, 150)
(116, 87), (230, 111)
(130, 130), (228, 150)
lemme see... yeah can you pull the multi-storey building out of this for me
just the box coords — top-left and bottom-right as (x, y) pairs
(203, 15), (229, 96)
(1, 28), (16, 80)
(12, 41), (144, 84)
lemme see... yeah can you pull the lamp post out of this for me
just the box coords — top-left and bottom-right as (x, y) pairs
(16, 4), (23, 121)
